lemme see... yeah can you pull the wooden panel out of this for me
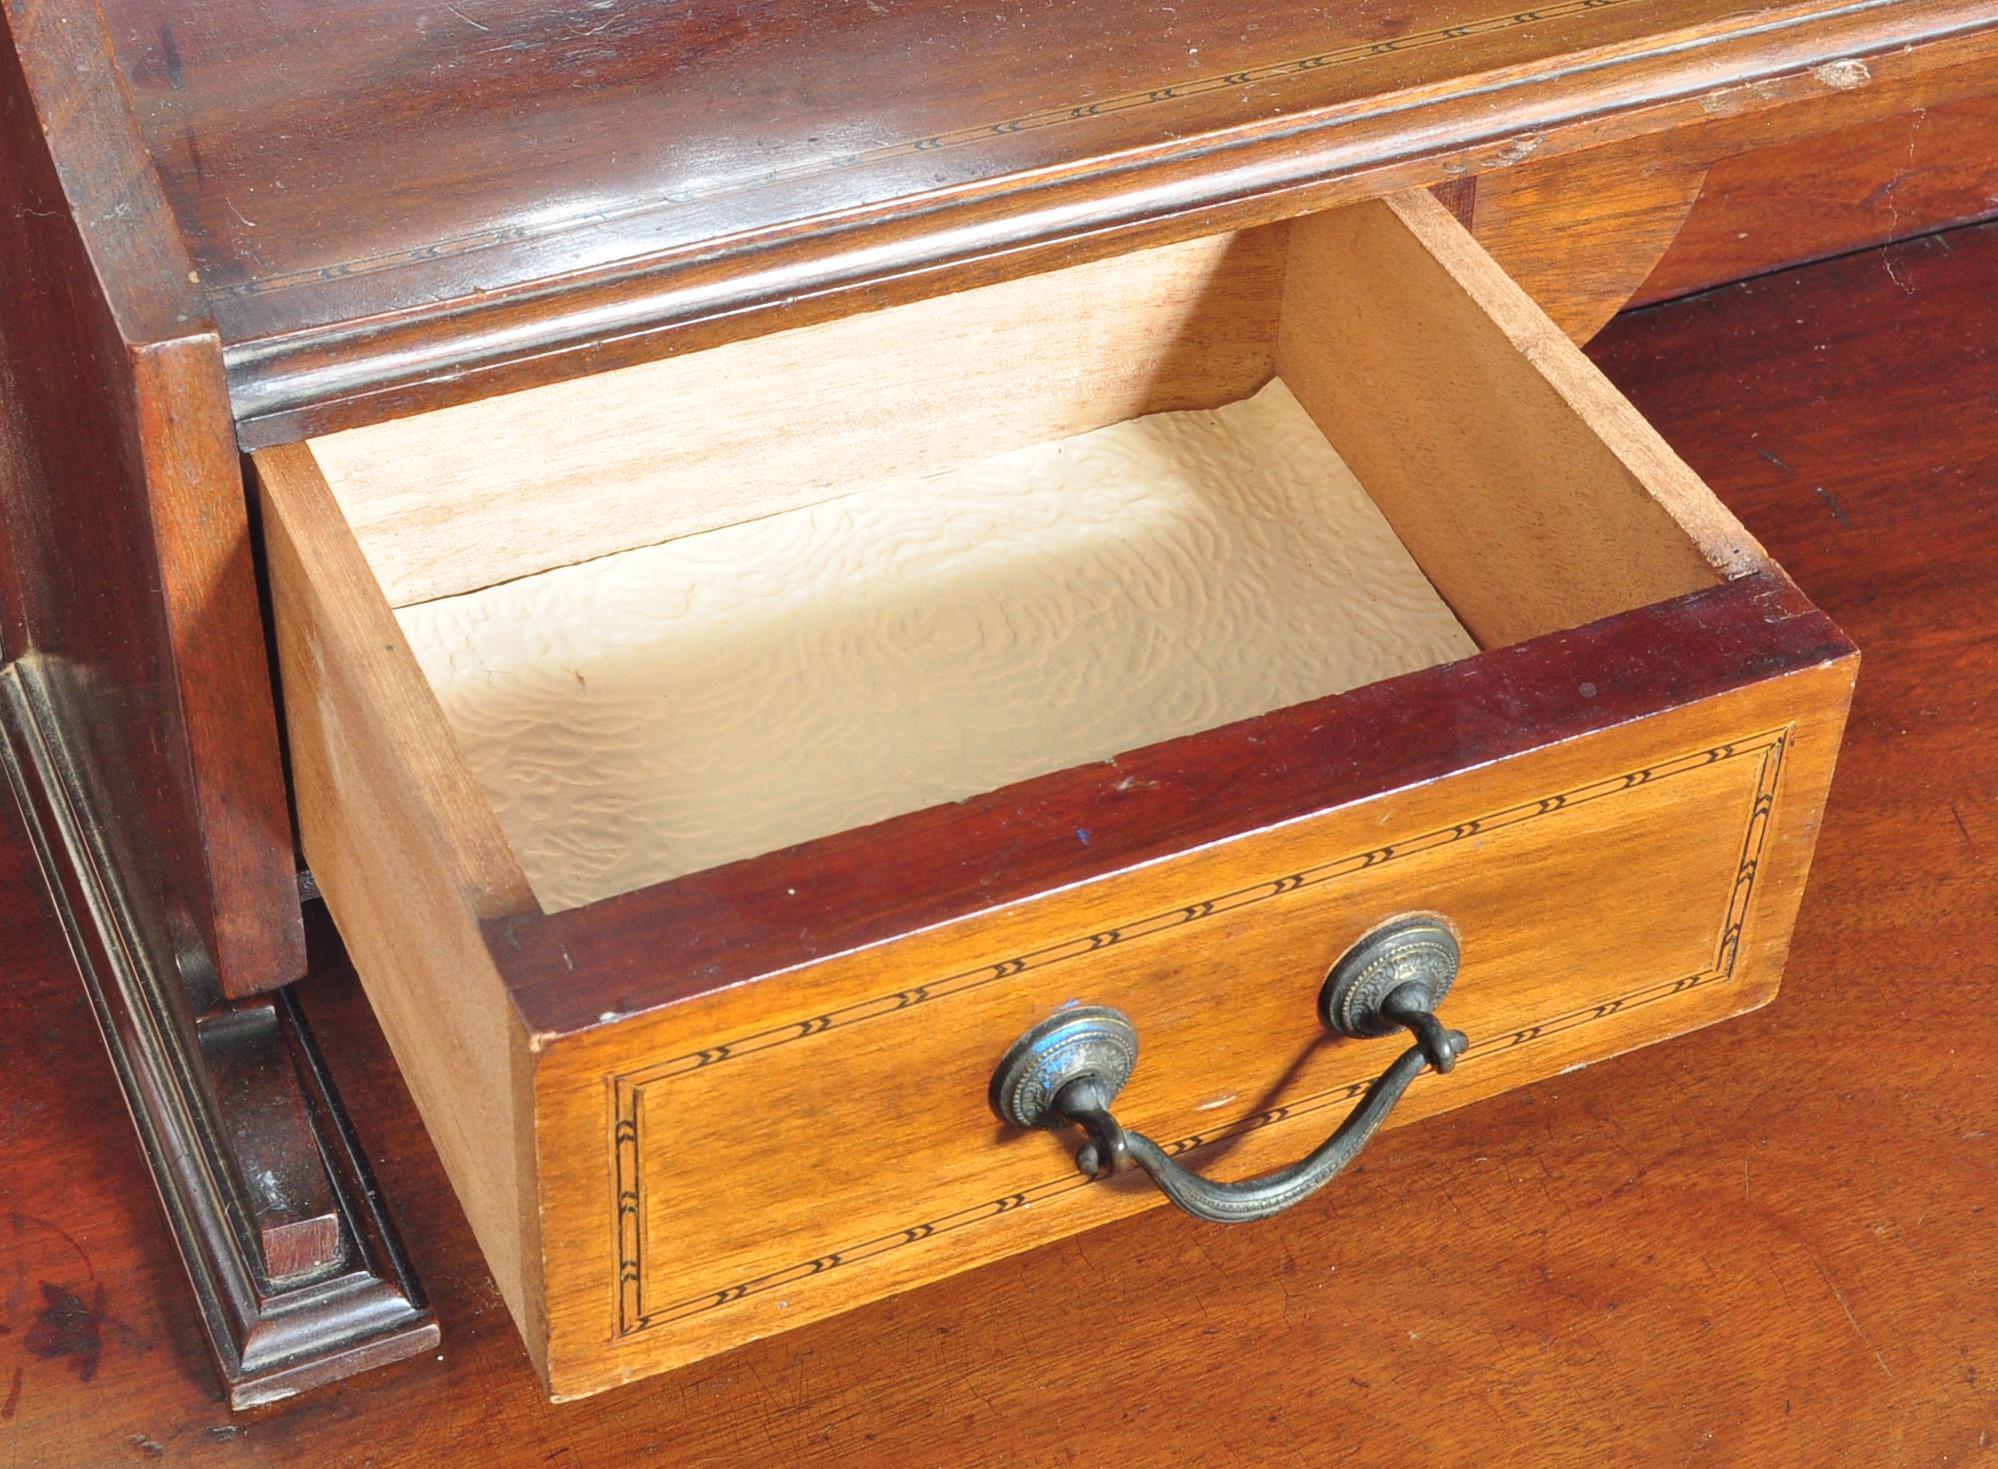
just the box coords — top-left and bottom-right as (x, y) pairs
(308, 229), (1286, 606)
(1468, 150), (1710, 340)
(531, 645), (1852, 1396)
(471, 186), (1822, 1035)
(268, 401), (1857, 1401)
(114, 0), (1813, 346)
(253, 444), (547, 1364)
(1276, 190), (1754, 648)
(311, 183), (1773, 614)
(390, 382), (1481, 910)
(94, 0), (1968, 345)
(1636, 92), (1998, 302)
(1447, 82), (1998, 334)
(0, 0), (300, 995)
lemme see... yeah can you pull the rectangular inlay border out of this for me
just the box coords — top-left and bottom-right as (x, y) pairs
(612, 728), (1786, 1339)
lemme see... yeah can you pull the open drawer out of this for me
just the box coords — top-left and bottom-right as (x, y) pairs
(251, 190), (1855, 1400)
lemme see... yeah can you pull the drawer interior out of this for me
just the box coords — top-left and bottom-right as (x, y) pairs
(397, 379), (1482, 909)
(292, 192), (1760, 914)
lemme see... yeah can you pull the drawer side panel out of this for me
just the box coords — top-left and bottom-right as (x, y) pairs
(256, 444), (550, 1367)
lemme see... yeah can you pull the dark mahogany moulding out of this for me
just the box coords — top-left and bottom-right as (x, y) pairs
(492, 570), (1853, 1038)
(109, 0), (1988, 441)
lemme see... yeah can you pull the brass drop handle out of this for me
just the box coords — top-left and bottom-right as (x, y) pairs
(989, 916), (1468, 1224)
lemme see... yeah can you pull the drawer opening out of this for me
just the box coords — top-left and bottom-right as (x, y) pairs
(273, 191), (1764, 915)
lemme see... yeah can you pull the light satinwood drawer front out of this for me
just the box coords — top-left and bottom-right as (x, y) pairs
(251, 189), (1855, 1400)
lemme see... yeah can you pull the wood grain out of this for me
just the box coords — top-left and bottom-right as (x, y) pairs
(1277, 191), (1755, 648)
(3, 0), (1982, 1439)
(341, 88), (1989, 650)
(1475, 70), (1998, 328)
(499, 573), (1848, 1037)
(1, 214), (1983, 1464)
(253, 443), (545, 1363)
(309, 229), (1286, 606)
(1468, 150), (1711, 340)
(160, 0), (1998, 439)
(6, 1), (1988, 444)
(1637, 91), (1998, 302)
(311, 186), (1760, 617)
(0, 0), (300, 996)
(533, 654), (1849, 1395)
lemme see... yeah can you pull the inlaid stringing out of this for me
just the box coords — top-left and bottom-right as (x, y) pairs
(611, 728), (1788, 1339)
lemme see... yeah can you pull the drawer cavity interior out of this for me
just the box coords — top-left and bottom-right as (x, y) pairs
(291, 192), (1761, 913)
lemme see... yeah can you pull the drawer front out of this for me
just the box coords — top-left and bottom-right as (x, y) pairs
(533, 659), (1847, 1396)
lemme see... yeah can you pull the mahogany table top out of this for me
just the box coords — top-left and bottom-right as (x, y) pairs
(4, 219), (1997, 1464)
(94, 0), (1961, 342)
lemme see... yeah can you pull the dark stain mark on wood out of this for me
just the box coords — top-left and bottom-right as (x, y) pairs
(1, 1364), (22, 1420)
(22, 1283), (106, 1383)
(158, 25), (185, 91)
(1813, 485), (1854, 526)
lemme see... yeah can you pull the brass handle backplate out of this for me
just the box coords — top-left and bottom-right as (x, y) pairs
(988, 915), (1468, 1224)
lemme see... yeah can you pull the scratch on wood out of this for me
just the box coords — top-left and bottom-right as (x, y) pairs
(1812, 487), (1852, 526)
(1951, 802), (1980, 861)
(1809, 1255), (1894, 1380)
(1810, 58), (1872, 90)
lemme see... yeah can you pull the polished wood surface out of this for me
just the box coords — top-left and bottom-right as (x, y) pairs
(0, 0), (301, 998)
(0, 0), (443, 1400)
(108, 0), (1868, 340)
(1633, 91), (1998, 303)
(535, 629), (1849, 1395)
(1467, 92), (1998, 332)
(0, 667), (440, 1404)
(6, 0), (1965, 1008)
(6, 0), (1992, 1422)
(73, 0), (1996, 438)
(2, 0), (1987, 448)
(4, 215), (1991, 1461)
